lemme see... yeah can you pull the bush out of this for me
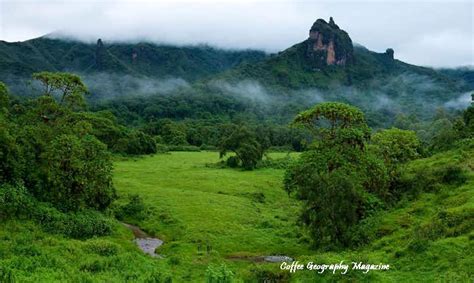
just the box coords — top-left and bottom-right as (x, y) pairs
(0, 267), (15, 283)
(205, 264), (234, 283)
(257, 155), (294, 169)
(0, 183), (34, 220)
(167, 145), (200, 152)
(226, 156), (239, 168)
(115, 194), (146, 221)
(247, 265), (290, 282)
(200, 144), (217, 151)
(84, 239), (119, 256)
(395, 164), (467, 198)
(144, 271), (172, 283)
(219, 126), (264, 170)
(155, 143), (169, 153)
(114, 130), (157, 155)
(43, 134), (116, 211)
(0, 184), (113, 238)
(439, 165), (467, 185)
(33, 205), (114, 239)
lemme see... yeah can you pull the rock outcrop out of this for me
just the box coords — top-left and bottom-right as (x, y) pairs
(95, 38), (106, 70)
(385, 48), (394, 60)
(306, 17), (353, 67)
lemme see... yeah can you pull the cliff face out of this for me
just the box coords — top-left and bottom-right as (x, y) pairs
(306, 17), (353, 67)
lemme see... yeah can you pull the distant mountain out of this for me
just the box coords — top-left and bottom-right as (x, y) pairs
(220, 18), (469, 98)
(0, 17), (471, 119)
(438, 67), (474, 89)
(0, 36), (267, 82)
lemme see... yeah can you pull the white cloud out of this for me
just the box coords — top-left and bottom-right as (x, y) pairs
(0, 0), (472, 67)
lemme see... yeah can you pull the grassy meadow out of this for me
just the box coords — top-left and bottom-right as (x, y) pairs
(113, 151), (308, 280)
(1, 149), (472, 282)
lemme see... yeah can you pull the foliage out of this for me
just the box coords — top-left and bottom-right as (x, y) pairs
(32, 71), (88, 109)
(0, 183), (113, 238)
(285, 102), (388, 247)
(371, 128), (421, 165)
(219, 126), (264, 170)
(0, 77), (120, 213)
(462, 94), (474, 137)
(0, 82), (9, 110)
(43, 134), (115, 211)
(114, 194), (146, 221)
(294, 102), (370, 149)
(114, 130), (157, 155)
(205, 264), (234, 283)
(0, 183), (34, 220)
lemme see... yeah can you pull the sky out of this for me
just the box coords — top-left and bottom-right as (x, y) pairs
(0, 0), (472, 68)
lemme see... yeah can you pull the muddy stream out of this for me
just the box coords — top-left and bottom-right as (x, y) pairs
(122, 222), (163, 258)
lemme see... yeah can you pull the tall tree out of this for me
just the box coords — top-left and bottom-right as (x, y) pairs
(32, 72), (88, 109)
(285, 102), (387, 247)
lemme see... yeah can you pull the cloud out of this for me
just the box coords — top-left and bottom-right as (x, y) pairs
(0, 0), (472, 67)
(444, 92), (473, 109)
(79, 73), (190, 99)
(209, 80), (271, 102)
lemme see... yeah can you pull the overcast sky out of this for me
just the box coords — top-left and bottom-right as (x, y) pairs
(0, 0), (472, 67)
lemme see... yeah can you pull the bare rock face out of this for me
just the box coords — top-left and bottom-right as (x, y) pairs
(306, 17), (353, 67)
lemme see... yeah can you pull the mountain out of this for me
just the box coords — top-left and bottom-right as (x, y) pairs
(0, 36), (267, 82)
(220, 18), (469, 96)
(0, 17), (471, 122)
(438, 67), (474, 89)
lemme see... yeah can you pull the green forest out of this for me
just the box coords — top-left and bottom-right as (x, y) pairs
(0, 15), (473, 283)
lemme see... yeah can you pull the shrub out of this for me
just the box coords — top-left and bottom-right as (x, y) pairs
(43, 134), (116, 211)
(144, 271), (172, 283)
(226, 156), (239, 168)
(0, 267), (15, 283)
(115, 194), (146, 221)
(247, 265), (290, 282)
(200, 144), (217, 151)
(114, 130), (157, 155)
(257, 155), (294, 169)
(0, 183), (34, 220)
(34, 205), (114, 239)
(371, 128), (421, 166)
(167, 145), (200, 152)
(439, 165), (467, 185)
(219, 126), (264, 170)
(205, 264), (234, 283)
(155, 143), (169, 153)
(84, 239), (119, 256)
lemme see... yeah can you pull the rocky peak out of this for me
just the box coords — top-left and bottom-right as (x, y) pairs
(306, 17), (353, 67)
(95, 38), (106, 70)
(385, 48), (394, 60)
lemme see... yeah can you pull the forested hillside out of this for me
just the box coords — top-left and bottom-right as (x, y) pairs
(0, 36), (266, 92)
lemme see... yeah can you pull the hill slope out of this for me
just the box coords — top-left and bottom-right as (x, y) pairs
(220, 18), (468, 97)
(0, 36), (267, 82)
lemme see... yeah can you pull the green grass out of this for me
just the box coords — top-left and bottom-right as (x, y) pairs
(0, 220), (167, 282)
(113, 152), (308, 280)
(1, 149), (472, 282)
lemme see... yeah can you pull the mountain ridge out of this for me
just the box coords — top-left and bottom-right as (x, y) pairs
(0, 36), (267, 81)
(0, 17), (472, 104)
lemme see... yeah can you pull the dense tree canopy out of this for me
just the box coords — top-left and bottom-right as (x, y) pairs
(285, 102), (388, 247)
(0, 75), (116, 211)
(33, 72), (88, 109)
